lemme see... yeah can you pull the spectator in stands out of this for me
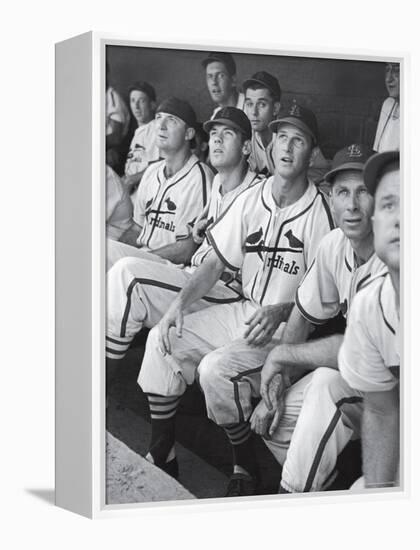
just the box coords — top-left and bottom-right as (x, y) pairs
(373, 63), (400, 152)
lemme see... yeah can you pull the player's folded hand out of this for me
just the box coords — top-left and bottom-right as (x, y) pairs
(250, 399), (275, 437)
(243, 303), (292, 347)
(250, 374), (285, 437)
(260, 349), (291, 410)
(157, 303), (184, 356)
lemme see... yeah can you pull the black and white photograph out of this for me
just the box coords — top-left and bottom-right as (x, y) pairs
(104, 43), (401, 505)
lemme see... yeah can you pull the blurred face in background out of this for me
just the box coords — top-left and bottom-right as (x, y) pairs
(385, 63), (400, 100)
(130, 90), (155, 126)
(206, 61), (235, 106)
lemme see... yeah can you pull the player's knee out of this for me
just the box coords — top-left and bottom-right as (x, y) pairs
(308, 367), (345, 397)
(197, 351), (224, 392)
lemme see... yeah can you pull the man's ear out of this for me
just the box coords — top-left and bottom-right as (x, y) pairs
(308, 145), (318, 167)
(242, 139), (251, 156)
(185, 127), (196, 141)
(231, 74), (237, 89)
(273, 101), (281, 118)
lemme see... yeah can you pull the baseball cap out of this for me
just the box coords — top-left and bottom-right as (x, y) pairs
(201, 52), (237, 76)
(269, 101), (318, 144)
(128, 81), (156, 102)
(156, 97), (197, 128)
(324, 144), (374, 183)
(203, 106), (252, 140)
(363, 151), (400, 196)
(243, 71), (282, 100)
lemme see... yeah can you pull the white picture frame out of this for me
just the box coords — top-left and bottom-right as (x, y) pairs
(55, 32), (407, 518)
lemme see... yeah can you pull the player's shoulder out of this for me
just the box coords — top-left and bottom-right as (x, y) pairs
(142, 158), (164, 180)
(195, 159), (215, 180)
(304, 182), (335, 228)
(317, 227), (346, 252)
(350, 271), (389, 317)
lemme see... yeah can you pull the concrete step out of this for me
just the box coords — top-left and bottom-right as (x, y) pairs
(106, 431), (195, 504)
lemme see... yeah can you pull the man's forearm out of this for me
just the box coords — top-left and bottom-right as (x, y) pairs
(118, 223), (142, 247)
(280, 304), (313, 344)
(152, 236), (199, 265)
(362, 388), (400, 488)
(278, 334), (343, 371)
(175, 252), (224, 310)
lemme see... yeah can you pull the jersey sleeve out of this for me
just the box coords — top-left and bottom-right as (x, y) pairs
(338, 289), (398, 392)
(296, 233), (340, 324)
(207, 187), (251, 271)
(133, 169), (151, 227)
(174, 164), (214, 240)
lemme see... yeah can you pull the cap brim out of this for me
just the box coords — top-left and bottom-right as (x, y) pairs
(203, 117), (251, 139)
(324, 162), (365, 183)
(269, 117), (316, 144)
(243, 78), (279, 99)
(364, 151), (400, 195)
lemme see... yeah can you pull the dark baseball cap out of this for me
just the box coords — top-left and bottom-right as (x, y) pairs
(201, 52), (236, 76)
(324, 144), (374, 183)
(203, 106), (252, 140)
(364, 151), (400, 196)
(269, 101), (318, 144)
(156, 97), (197, 128)
(243, 71), (282, 100)
(128, 81), (156, 102)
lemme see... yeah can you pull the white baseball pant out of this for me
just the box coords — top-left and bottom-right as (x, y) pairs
(263, 367), (363, 492)
(138, 300), (283, 425)
(106, 256), (243, 359)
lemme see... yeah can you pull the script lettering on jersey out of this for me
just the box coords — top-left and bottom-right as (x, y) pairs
(148, 215), (176, 232)
(266, 254), (300, 275)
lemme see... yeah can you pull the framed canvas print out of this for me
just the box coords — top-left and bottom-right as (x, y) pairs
(55, 32), (406, 518)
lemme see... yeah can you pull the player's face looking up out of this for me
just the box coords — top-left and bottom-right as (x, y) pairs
(385, 63), (400, 100)
(206, 61), (235, 105)
(244, 88), (280, 133)
(330, 171), (374, 241)
(130, 90), (155, 125)
(208, 123), (249, 169)
(372, 166), (400, 272)
(272, 123), (313, 180)
(155, 112), (193, 153)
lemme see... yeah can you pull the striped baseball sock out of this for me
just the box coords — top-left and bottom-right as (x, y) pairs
(106, 334), (133, 360)
(224, 422), (257, 477)
(146, 393), (180, 465)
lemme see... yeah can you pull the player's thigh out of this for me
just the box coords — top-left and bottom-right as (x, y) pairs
(198, 336), (279, 397)
(106, 239), (170, 270)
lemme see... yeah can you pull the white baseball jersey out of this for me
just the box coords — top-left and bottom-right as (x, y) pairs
(207, 178), (335, 307)
(339, 273), (400, 392)
(211, 92), (245, 119)
(296, 228), (386, 323)
(373, 97), (400, 153)
(106, 165), (134, 241)
(133, 154), (213, 250)
(106, 86), (130, 137)
(188, 170), (263, 270)
(248, 132), (275, 176)
(125, 119), (160, 176)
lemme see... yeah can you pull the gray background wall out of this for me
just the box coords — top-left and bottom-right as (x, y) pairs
(107, 45), (389, 159)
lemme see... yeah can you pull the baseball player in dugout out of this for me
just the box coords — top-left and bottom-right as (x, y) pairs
(137, 102), (334, 497)
(122, 81), (160, 193)
(106, 107), (261, 398)
(243, 71), (281, 176)
(202, 51), (245, 118)
(339, 151), (400, 489)
(256, 144), (387, 493)
(106, 97), (214, 269)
